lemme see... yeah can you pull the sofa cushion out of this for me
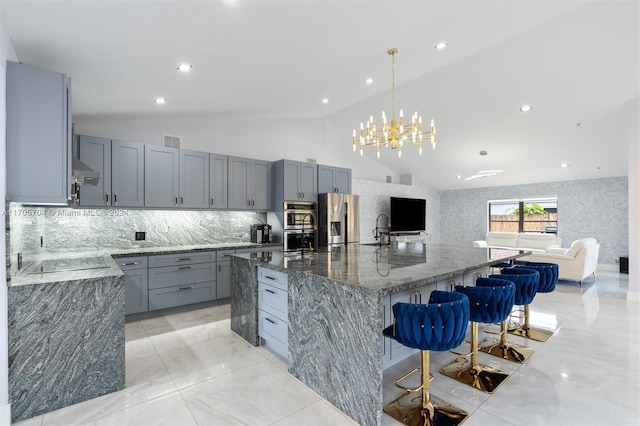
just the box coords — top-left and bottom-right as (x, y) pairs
(517, 233), (560, 250)
(485, 232), (519, 248)
(565, 238), (597, 257)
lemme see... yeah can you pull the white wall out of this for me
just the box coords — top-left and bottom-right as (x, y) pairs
(628, 98), (639, 302)
(0, 9), (18, 424)
(75, 114), (328, 165)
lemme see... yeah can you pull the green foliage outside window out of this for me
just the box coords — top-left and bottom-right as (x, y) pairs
(506, 203), (548, 215)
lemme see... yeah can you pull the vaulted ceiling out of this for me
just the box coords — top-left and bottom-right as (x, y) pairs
(1, 0), (638, 190)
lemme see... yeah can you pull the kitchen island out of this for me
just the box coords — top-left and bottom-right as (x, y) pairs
(230, 243), (528, 426)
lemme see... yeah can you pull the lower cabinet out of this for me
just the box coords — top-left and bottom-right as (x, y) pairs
(215, 249), (236, 299)
(257, 266), (288, 358)
(148, 252), (216, 310)
(117, 256), (149, 315)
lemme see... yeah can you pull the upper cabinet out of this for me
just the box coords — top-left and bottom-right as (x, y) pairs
(274, 160), (317, 207)
(144, 146), (180, 208)
(228, 156), (272, 210)
(78, 135), (112, 206)
(78, 137), (145, 207)
(112, 140), (145, 207)
(318, 165), (352, 194)
(6, 61), (71, 204)
(180, 150), (210, 209)
(209, 154), (228, 209)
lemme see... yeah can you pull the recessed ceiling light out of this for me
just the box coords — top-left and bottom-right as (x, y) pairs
(435, 42), (448, 50)
(456, 175), (463, 179)
(560, 163), (569, 168)
(155, 97), (166, 104)
(364, 78), (374, 85)
(177, 64), (192, 72)
(520, 105), (533, 112)
(322, 98), (329, 104)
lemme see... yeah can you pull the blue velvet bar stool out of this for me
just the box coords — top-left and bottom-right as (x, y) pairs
(479, 270), (539, 363)
(383, 290), (470, 426)
(440, 278), (515, 393)
(506, 262), (558, 342)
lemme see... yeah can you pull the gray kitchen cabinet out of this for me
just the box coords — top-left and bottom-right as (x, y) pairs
(116, 256), (149, 315)
(318, 165), (352, 194)
(78, 135), (111, 206)
(111, 140), (145, 207)
(215, 249), (235, 299)
(144, 145), (179, 208)
(274, 160), (317, 204)
(180, 149), (210, 208)
(228, 156), (272, 210)
(257, 266), (289, 358)
(6, 61), (71, 205)
(147, 252), (216, 310)
(209, 153), (228, 209)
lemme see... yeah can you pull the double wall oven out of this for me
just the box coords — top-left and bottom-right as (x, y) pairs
(283, 201), (317, 254)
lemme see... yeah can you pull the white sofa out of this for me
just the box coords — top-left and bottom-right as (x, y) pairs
(472, 232), (562, 253)
(524, 238), (600, 284)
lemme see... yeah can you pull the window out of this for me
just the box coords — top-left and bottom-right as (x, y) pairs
(488, 198), (558, 234)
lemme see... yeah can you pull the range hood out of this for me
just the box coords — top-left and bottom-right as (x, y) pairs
(72, 157), (100, 186)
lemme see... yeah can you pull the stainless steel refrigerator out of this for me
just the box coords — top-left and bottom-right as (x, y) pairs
(318, 193), (359, 246)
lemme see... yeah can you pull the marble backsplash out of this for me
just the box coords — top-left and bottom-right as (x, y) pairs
(8, 203), (266, 270)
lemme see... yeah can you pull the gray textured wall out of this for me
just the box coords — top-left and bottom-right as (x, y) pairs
(353, 177), (441, 245)
(439, 176), (628, 265)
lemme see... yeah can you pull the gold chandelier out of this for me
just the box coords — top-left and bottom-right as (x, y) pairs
(352, 48), (436, 159)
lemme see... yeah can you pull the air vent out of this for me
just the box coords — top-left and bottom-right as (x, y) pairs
(163, 134), (182, 149)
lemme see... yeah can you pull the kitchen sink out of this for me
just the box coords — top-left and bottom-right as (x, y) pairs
(27, 257), (110, 274)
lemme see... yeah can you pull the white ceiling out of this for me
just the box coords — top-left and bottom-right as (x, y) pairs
(1, 0), (638, 190)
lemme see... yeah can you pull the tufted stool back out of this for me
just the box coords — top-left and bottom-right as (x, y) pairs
(388, 290), (469, 351)
(456, 278), (515, 324)
(495, 268), (539, 305)
(524, 262), (559, 292)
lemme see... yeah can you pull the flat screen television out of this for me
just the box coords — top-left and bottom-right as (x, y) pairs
(389, 197), (426, 233)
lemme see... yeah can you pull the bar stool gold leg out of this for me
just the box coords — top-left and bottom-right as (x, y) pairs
(384, 351), (468, 426)
(440, 323), (510, 394)
(508, 305), (554, 342)
(479, 321), (533, 363)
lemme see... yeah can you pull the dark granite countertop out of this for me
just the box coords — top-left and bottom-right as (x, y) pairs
(10, 242), (282, 287)
(236, 243), (529, 295)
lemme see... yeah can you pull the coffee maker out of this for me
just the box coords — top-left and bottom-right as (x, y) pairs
(251, 224), (272, 243)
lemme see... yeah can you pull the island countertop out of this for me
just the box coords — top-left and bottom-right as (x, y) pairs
(237, 243), (528, 295)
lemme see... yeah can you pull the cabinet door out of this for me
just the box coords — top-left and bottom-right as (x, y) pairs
(216, 249), (235, 299)
(111, 140), (144, 207)
(78, 136), (111, 206)
(317, 165), (335, 194)
(6, 61), (70, 204)
(217, 260), (231, 299)
(251, 159), (272, 210)
(283, 160), (301, 201)
(210, 154), (228, 209)
(228, 156), (251, 209)
(180, 149), (209, 208)
(334, 167), (351, 194)
(145, 145), (179, 208)
(299, 162), (317, 201)
(124, 268), (149, 315)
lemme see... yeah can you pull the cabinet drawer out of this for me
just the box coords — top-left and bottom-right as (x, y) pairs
(148, 252), (215, 268)
(148, 282), (215, 310)
(115, 256), (147, 271)
(259, 309), (288, 357)
(258, 281), (287, 320)
(257, 267), (288, 291)
(216, 249), (235, 262)
(148, 263), (215, 289)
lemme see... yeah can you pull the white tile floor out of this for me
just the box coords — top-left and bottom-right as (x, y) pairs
(14, 270), (640, 426)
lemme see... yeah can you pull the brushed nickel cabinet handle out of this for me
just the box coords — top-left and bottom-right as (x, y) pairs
(265, 317), (277, 325)
(177, 286), (193, 291)
(106, 192), (110, 205)
(114, 192), (118, 205)
(176, 258), (192, 262)
(176, 266), (192, 270)
(265, 289), (276, 294)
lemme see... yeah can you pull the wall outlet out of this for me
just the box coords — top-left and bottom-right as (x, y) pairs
(135, 231), (146, 241)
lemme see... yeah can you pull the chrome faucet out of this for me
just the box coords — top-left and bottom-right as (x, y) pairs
(374, 213), (391, 245)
